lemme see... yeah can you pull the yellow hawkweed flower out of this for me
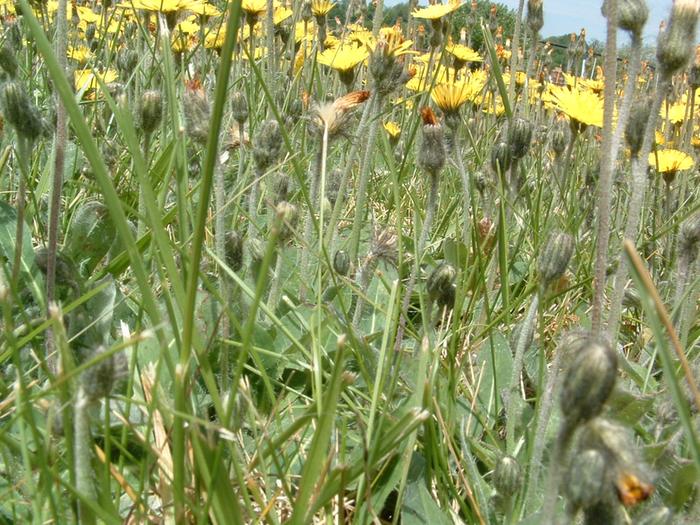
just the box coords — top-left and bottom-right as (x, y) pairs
(649, 149), (694, 184)
(317, 43), (369, 71)
(311, 0), (335, 17)
(545, 85), (604, 129)
(660, 100), (690, 124)
(412, 0), (463, 20)
(131, 0), (204, 13)
(273, 5), (293, 25)
(431, 82), (473, 113)
(383, 121), (401, 139)
(67, 45), (91, 64)
(444, 42), (482, 63)
(241, 0), (267, 17)
(74, 68), (118, 98)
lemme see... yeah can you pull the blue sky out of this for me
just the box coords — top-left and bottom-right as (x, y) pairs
(392, 1), (675, 44)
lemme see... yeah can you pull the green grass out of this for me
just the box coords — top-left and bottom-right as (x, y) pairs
(0, 0), (699, 524)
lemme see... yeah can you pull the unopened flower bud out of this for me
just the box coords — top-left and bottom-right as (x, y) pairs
(333, 250), (351, 276)
(538, 231), (574, 288)
(560, 336), (617, 429)
(508, 117), (533, 160)
(275, 201), (298, 242)
(656, 0), (700, 78)
(427, 262), (456, 305)
(0, 80), (45, 140)
(493, 455), (522, 496)
(139, 89), (162, 135)
(116, 47), (138, 76)
(225, 231), (244, 271)
(527, 0), (544, 35)
(418, 108), (446, 176)
(551, 118), (571, 156)
(253, 119), (283, 171)
(231, 91), (248, 126)
(679, 212), (700, 262)
(625, 102), (651, 157)
(690, 46), (700, 88)
(490, 141), (512, 174)
(82, 346), (128, 402)
(565, 448), (611, 510)
(0, 43), (18, 78)
(616, 0), (649, 35)
(183, 81), (211, 145)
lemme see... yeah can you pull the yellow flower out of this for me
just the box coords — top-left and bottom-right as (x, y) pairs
(648, 149), (694, 174)
(67, 45), (91, 64)
(383, 121), (401, 138)
(444, 42), (482, 63)
(131, 0), (204, 13)
(660, 100), (689, 124)
(412, 0), (462, 20)
(545, 85), (604, 129)
(317, 43), (369, 72)
(311, 0), (335, 17)
(241, 0), (267, 17)
(74, 68), (118, 97)
(406, 64), (454, 92)
(175, 16), (201, 35)
(431, 82), (474, 113)
(273, 5), (293, 25)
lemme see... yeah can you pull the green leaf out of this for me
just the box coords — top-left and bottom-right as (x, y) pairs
(0, 200), (44, 304)
(402, 454), (452, 525)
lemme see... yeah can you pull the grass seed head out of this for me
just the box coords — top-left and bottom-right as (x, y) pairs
(559, 336), (617, 429)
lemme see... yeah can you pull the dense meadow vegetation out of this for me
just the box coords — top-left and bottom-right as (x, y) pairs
(0, 0), (699, 523)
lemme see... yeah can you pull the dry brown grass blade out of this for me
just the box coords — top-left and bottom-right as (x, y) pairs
(623, 240), (700, 411)
(141, 366), (175, 520)
(94, 443), (150, 517)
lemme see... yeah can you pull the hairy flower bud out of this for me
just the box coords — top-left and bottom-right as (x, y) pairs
(679, 212), (700, 263)
(625, 102), (651, 157)
(116, 47), (138, 76)
(427, 262), (456, 306)
(493, 455), (522, 496)
(0, 43), (18, 78)
(253, 119), (283, 171)
(527, 0), (544, 35)
(333, 250), (351, 276)
(225, 231), (244, 272)
(565, 448), (611, 510)
(560, 336), (617, 429)
(656, 0), (700, 78)
(0, 80), (46, 140)
(275, 201), (298, 242)
(508, 117), (534, 160)
(418, 108), (446, 176)
(231, 91), (248, 126)
(617, 0), (649, 35)
(139, 89), (162, 135)
(551, 118), (571, 156)
(490, 141), (512, 174)
(183, 81), (211, 145)
(537, 231), (574, 288)
(81, 346), (128, 402)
